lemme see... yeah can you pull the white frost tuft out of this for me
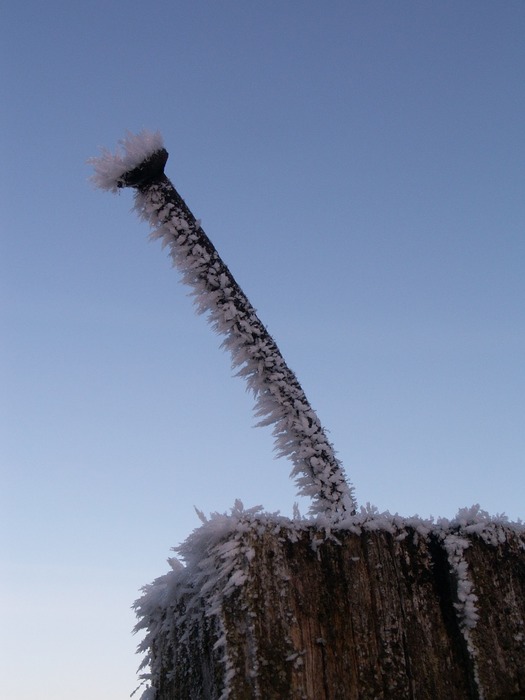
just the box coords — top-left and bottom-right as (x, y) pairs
(88, 130), (164, 192)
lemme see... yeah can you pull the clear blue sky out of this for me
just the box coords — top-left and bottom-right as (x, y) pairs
(2, 2), (524, 698)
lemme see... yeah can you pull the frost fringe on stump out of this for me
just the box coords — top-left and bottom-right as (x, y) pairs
(90, 130), (356, 519)
(131, 503), (525, 700)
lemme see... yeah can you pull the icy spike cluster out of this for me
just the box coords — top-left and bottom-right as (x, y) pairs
(136, 179), (356, 518)
(90, 131), (356, 519)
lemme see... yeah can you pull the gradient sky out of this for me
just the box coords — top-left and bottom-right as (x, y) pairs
(2, 2), (524, 698)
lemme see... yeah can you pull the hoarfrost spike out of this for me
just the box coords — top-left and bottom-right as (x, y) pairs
(89, 130), (356, 519)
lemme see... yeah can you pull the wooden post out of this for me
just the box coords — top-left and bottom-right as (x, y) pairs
(135, 513), (525, 700)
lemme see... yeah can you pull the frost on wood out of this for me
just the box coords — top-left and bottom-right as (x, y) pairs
(133, 504), (525, 700)
(90, 130), (356, 519)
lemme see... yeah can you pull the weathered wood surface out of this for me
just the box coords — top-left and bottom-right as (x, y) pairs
(150, 523), (525, 700)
